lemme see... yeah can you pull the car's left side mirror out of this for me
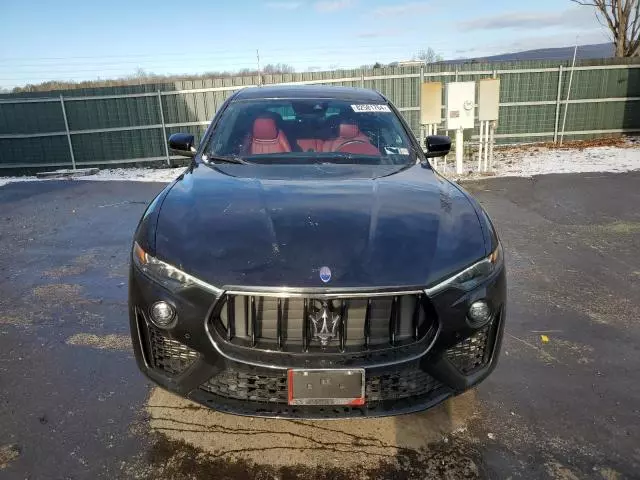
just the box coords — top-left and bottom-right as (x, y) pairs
(424, 135), (451, 158)
(168, 133), (196, 157)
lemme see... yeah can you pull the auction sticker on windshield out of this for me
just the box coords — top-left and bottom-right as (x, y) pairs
(351, 104), (391, 113)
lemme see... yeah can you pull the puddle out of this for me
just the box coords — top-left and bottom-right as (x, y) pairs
(145, 387), (480, 475)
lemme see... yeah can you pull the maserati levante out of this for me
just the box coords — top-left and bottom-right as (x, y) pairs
(128, 85), (506, 418)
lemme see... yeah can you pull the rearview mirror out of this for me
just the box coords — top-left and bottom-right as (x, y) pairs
(424, 135), (451, 158)
(168, 133), (196, 157)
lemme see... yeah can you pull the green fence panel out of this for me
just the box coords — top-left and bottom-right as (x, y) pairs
(0, 101), (65, 135)
(0, 136), (70, 167)
(1, 58), (640, 168)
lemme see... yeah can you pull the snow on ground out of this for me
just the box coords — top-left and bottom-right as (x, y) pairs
(0, 166), (186, 187)
(434, 140), (640, 180)
(1, 141), (639, 188)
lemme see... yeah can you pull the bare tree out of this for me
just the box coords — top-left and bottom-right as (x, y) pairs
(571, 0), (640, 57)
(262, 63), (295, 74)
(414, 47), (444, 64)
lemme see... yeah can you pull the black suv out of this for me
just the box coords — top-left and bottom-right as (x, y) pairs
(128, 85), (506, 418)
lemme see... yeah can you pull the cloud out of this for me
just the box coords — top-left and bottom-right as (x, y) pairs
(356, 29), (402, 39)
(372, 2), (430, 17)
(314, 0), (355, 13)
(460, 7), (593, 31)
(265, 1), (301, 9)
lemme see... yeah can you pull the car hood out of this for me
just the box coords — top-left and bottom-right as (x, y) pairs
(154, 163), (486, 289)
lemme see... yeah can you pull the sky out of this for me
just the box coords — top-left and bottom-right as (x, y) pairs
(0, 0), (611, 90)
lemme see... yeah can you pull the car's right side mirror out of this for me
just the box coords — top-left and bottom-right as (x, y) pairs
(424, 135), (451, 158)
(168, 133), (196, 157)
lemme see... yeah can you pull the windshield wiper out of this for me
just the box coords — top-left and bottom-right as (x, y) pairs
(203, 153), (251, 165)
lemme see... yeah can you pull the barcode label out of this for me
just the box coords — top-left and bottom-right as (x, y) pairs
(351, 104), (392, 113)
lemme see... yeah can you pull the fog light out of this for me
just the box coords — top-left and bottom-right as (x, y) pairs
(467, 300), (491, 327)
(150, 301), (176, 328)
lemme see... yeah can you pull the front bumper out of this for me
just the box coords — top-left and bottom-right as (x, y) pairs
(129, 266), (506, 419)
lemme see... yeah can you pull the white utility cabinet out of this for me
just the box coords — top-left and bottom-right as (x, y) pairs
(445, 81), (475, 131)
(478, 79), (500, 121)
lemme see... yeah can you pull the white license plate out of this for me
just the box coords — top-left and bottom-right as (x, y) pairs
(287, 369), (365, 406)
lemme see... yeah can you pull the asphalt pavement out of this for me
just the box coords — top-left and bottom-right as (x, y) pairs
(0, 172), (639, 479)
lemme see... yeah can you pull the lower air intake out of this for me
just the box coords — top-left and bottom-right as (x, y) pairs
(146, 318), (198, 376)
(200, 362), (442, 404)
(445, 322), (493, 375)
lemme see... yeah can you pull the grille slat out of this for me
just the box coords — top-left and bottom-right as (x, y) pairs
(250, 296), (257, 347)
(302, 298), (309, 352)
(213, 292), (436, 354)
(389, 296), (398, 345)
(339, 300), (347, 352)
(227, 294), (235, 341)
(277, 297), (283, 350)
(412, 293), (421, 340)
(364, 298), (371, 348)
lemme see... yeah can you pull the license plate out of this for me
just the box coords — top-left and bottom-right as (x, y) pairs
(287, 369), (365, 406)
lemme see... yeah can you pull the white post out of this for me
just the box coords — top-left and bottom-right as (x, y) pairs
(157, 90), (171, 166)
(59, 94), (76, 170)
(256, 49), (262, 86)
(455, 127), (464, 174)
(489, 121), (495, 170)
(560, 43), (578, 145)
(477, 120), (484, 172)
(483, 121), (489, 171)
(553, 65), (564, 143)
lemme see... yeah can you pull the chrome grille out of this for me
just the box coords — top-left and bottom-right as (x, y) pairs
(445, 323), (492, 375)
(211, 292), (436, 353)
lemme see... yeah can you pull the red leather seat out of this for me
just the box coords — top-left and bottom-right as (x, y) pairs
(248, 117), (292, 154)
(322, 123), (380, 155)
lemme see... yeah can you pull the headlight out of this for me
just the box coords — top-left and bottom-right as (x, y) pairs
(132, 242), (223, 295)
(425, 244), (503, 296)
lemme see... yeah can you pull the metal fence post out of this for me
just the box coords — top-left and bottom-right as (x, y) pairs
(553, 65), (564, 143)
(157, 90), (171, 166)
(59, 94), (76, 170)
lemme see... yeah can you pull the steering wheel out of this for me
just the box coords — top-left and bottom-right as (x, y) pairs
(336, 139), (368, 152)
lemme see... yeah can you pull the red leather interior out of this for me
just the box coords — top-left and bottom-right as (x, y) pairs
(297, 139), (324, 152)
(248, 117), (291, 154)
(322, 123), (380, 155)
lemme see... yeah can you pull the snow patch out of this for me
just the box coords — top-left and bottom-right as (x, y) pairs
(435, 142), (640, 179)
(0, 166), (185, 187)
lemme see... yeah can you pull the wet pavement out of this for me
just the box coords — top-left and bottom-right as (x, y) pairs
(0, 172), (639, 479)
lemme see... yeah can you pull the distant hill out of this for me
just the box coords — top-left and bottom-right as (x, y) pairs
(446, 43), (614, 63)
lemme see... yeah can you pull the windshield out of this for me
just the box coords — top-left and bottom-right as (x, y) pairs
(204, 98), (417, 166)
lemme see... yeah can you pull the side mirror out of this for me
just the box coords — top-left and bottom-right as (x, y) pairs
(168, 133), (196, 157)
(424, 135), (451, 158)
